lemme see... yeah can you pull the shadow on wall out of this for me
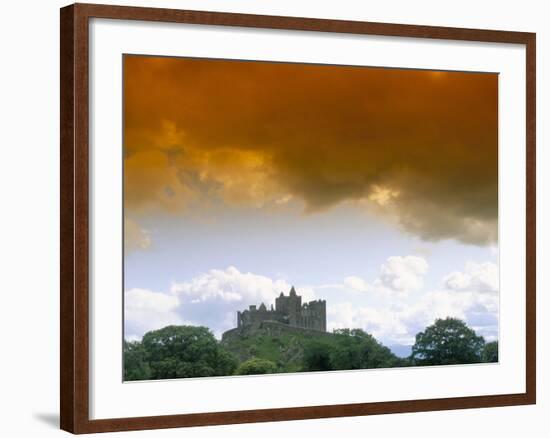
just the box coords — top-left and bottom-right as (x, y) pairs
(33, 412), (58, 429)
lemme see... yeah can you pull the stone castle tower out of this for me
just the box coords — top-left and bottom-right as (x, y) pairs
(236, 286), (326, 332)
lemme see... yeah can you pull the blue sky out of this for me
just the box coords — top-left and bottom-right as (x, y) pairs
(125, 202), (494, 293)
(124, 200), (499, 351)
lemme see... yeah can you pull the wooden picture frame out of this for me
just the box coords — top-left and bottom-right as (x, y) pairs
(60, 2), (536, 434)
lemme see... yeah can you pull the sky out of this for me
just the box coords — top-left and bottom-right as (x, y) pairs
(123, 55), (499, 353)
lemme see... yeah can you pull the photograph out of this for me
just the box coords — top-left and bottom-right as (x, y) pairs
(0, 0), (541, 435)
(123, 55), (499, 381)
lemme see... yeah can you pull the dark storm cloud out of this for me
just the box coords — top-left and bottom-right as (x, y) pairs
(124, 56), (498, 245)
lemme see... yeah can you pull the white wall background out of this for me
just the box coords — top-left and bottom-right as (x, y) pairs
(0, 0), (547, 436)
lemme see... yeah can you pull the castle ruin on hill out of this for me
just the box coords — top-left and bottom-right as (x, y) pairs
(235, 286), (326, 332)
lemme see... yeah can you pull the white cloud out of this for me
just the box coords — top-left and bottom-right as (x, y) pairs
(443, 270), (470, 290)
(329, 259), (498, 346)
(376, 255), (429, 293)
(125, 260), (498, 347)
(328, 302), (408, 343)
(443, 261), (498, 293)
(328, 288), (498, 346)
(125, 267), (317, 340)
(343, 276), (369, 293)
(343, 256), (429, 296)
(125, 288), (182, 339)
(170, 266), (315, 337)
(171, 266), (287, 303)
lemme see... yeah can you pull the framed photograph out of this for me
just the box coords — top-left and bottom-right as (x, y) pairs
(60, 3), (536, 434)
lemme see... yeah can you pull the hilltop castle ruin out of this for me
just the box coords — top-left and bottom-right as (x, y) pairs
(235, 286), (326, 332)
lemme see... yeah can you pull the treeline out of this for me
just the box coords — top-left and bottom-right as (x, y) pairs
(124, 317), (498, 381)
(302, 328), (406, 371)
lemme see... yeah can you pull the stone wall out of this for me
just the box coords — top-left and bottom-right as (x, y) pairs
(235, 288), (326, 332)
(222, 320), (332, 343)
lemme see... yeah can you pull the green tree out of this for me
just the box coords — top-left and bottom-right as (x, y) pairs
(123, 340), (151, 381)
(302, 328), (400, 372)
(236, 357), (278, 375)
(141, 325), (238, 379)
(329, 329), (376, 370)
(302, 339), (333, 371)
(331, 329), (400, 370)
(411, 318), (485, 366)
(482, 341), (499, 363)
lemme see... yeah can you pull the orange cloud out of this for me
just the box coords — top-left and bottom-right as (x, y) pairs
(124, 55), (497, 245)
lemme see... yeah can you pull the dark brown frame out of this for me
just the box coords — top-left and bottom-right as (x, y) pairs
(60, 2), (536, 434)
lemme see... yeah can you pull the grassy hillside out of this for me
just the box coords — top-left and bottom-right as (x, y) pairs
(221, 325), (406, 374)
(222, 330), (312, 373)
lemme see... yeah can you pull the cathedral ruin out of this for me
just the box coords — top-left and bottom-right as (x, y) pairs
(236, 286), (326, 332)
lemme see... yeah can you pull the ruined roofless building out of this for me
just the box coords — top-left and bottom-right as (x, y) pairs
(236, 286), (326, 332)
